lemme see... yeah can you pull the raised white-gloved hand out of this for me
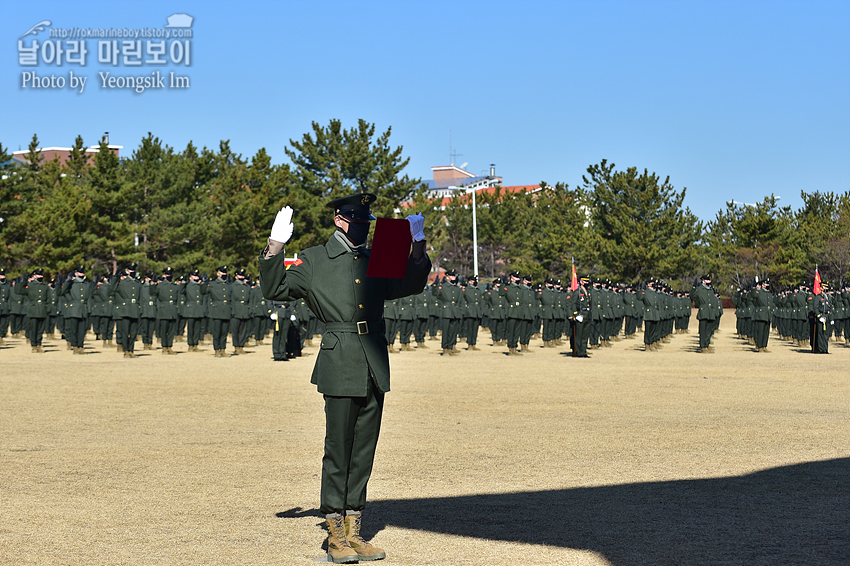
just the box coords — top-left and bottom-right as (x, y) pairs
(290, 315), (297, 322)
(406, 213), (425, 242)
(270, 205), (294, 243)
(270, 312), (278, 320)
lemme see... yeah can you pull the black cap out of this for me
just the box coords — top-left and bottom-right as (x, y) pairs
(327, 193), (377, 221)
(509, 271), (520, 278)
(217, 266), (228, 274)
(163, 266), (174, 275)
(33, 268), (44, 276)
(124, 263), (137, 274)
(190, 269), (200, 277)
(236, 268), (247, 277)
(446, 269), (457, 277)
(0, 268), (5, 275)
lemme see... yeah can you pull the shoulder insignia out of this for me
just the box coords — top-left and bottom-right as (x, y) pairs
(292, 258), (304, 267)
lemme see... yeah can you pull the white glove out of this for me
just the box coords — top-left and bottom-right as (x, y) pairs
(576, 315), (584, 323)
(270, 312), (278, 320)
(819, 316), (826, 323)
(270, 206), (294, 244)
(830, 320), (835, 325)
(290, 315), (297, 322)
(406, 213), (425, 242)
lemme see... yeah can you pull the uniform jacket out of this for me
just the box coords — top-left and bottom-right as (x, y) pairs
(435, 281), (463, 319)
(153, 280), (181, 320)
(109, 276), (142, 319)
(181, 281), (205, 318)
(59, 278), (92, 319)
(15, 280), (50, 318)
(259, 234), (431, 396)
(202, 278), (232, 320)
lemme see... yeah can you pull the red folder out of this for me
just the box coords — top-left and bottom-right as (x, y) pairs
(367, 218), (412, 279)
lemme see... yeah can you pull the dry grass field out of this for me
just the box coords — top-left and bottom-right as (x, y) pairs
(1, 312), (847, 566)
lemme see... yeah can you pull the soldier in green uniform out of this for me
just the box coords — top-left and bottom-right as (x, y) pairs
(110, 264), (143, 358)
(269, 301), (294, 361)
(154, 267), (181, 354)
(14, 268), (50, 352)
(461, 276), (482, 350)
(572, 275), (592, 357)
(201, 267), (232, 358)
(180, 270), (206, 352)
(500, 271), (524, 355)
(486, 277), (506, 346)
(383, 298), (399, 353)
(139, 273), (158, 351)
(750, 279), (773, 352)
(396, 295), (416, 351)
(434, 269), (463, 355)
(229, 268), (253, 355)
(0, 269), (10, 345)
(259, 195), (430, 564)
(250, 278), (270, 346)
(59, 266), (92, 354)
(691, 275), (718, 353)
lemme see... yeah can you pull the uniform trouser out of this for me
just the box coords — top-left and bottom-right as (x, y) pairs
(698, 319), (713, 349)
(462, 317), (479, 345)
(321, 377), (385, 515)
(139, 317), (156, 345)
(542, 318), (556, 341)
(752, 320), (770, 348)
(253, 316), (266, 341)
(46, 315), (56, 335)
(176, 316), (187, 339)
(428, 315), (440, 337)
(113, 317), (124, 346)
(589, 319), (601, 345)
(0, 313), (9, 337)
(574, 319), (589, 356)
(413, 318), (428, 343)
(65, 317), (87, 348)
(505, 317), (521, 349)
(101, 316), (115, 340)
(490, 318), (505, 343)
(440, 317), (460, 349)
(520, 318), (534, 346)
(625, 316), (637, 336)
(185, 317), (204, 346)
(398, 319), (414, 344)
(384, 318), (398, 345)
(644, 321), (656, 345)
(232, 317), (250, 348)
(158, 318), (177, 348)
(11, 313), (25, 335)
(28, 317), (46, 346)
(210, 318), (229, 351)
(554, 318), (565, 340)
(272, 318), (291, 360)
(120, 317), (139, 352)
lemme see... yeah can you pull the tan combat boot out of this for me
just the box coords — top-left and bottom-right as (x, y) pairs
(442, 348), (451, 355)
(325, 515), (359, 564)
(387, 344), (396, 354)
(468, 344), (480, 351)
(417, 341), (428, 349)
(509, 347), (522, 356)
(345, 513), (386, 562)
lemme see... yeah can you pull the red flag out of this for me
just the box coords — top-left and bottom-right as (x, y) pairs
(571, 262), (579, 291)
(813, 268), (822, 295)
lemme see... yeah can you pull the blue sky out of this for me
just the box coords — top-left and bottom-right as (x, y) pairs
(2, 0), (848, 221)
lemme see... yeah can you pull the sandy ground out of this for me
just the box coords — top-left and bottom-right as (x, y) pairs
(1, 312), (847, 566)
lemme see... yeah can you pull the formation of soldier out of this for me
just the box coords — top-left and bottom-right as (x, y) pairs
(3, 264), (845, 358)
(0, 265), (322, 358)
(735, 279), (849, 354)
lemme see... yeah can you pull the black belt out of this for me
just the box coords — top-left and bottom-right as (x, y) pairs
(324, 320), (384, 336)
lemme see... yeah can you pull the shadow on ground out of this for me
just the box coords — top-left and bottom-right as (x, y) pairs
(278, 457), (849, 565)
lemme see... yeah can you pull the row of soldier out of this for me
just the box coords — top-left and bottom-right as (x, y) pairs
(0, 265), (327, 358)
(383, 271), (696, 357)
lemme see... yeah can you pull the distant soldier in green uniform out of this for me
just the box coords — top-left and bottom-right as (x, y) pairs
(461, 276), (482, 350)
(154, 267), (181, 354)
(14, 268), (50, 352)
(750, 279), (773, 352)
(230, 268), (253, 355)
(396, 295), (416, 351)
(109, 264), (143, 358)
(500, 271), (524, 355)
(0, 268), (10, 345)
(181, 270), (206, 352)
(691, 275), (718, 353)
(435, 269), (463, 355)
(259, 195), (430, 564)
(139, 273), (157, 351)
(412, 287), (430, 348)
(201, 267), (232, 358)
(59, 266), (92, 355)
(572, 275), (592, 357)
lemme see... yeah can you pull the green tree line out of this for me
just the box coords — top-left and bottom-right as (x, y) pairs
(1, 121), (848, 293)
